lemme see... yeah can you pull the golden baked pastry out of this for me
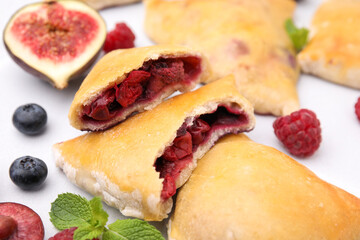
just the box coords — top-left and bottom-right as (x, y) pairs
(144, 0), (300, 116)
(69, 45), (211, 131)
(169, 134), (360, 240)
(298, 0), (360, 89)
(62, 0), (141, 10)
(53, 75), (255, 221)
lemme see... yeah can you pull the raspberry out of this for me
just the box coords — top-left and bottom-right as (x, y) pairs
(150, 59), (185, 84)
(145, 59), (185, 98)
(103, 23), (135, 53)
(49, 227), (99, 240)
(355, 97), (360, 121)
(273, 109), (321, 157)
(49, 227), (77, 240)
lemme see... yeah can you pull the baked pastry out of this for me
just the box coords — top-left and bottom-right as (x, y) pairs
(169, 134), (360, 240)
(144, 0), (300, 116)
(69, 45), (211, 131)
(53, 75), (255, 221)
(298, 0), (360, 89)
(68, 0), (141, 10)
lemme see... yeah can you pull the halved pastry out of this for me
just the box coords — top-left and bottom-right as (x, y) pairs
(169, 134), (360, 240)
(298, 0), (360, 89)
(54, 75), (255, 221)
(69, 44), (211, 131)
(145, 0), (300, 116)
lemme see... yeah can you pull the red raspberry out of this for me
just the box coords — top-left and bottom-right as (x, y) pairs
(103, 23), (135, 53)
(49, 227), (99, 240)
(273, 109), (321, 157)
(49, 227), (76, 240)
(355, 97), (360, 121)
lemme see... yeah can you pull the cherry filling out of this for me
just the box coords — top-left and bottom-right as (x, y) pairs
(82, 57), (201, 125)
(155, 106), (249, 200)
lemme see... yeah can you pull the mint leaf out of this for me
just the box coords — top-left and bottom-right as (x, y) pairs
(89, 197), (108, 227)
(103, 219), (164, 240)
(74, 225), (104, 240)
(285, 19), (309, 52)
(50, 193), (93, 230)
(102, 230), (126, 240)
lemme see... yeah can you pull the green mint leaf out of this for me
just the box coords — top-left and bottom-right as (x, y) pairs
(102, 230), (126, 240)
(89, 197), (108, 228)
(50, 193), (93, 230)
(285, 18), (309, 52)
(74, 225), (104, 240)
(102, 219), (164, 240)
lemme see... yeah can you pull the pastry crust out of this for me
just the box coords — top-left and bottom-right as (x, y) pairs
(144, 0), (300, 116)
(298, 0), (360, 89)
(68, 44), (212, 131)
(54, 75), (255, 221)
(169, 134), (360, 240)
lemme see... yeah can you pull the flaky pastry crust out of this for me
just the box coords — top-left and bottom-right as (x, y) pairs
(169, 134), (360, 240)
(298, 0), (360, 89)
(54, 75), (255, 221)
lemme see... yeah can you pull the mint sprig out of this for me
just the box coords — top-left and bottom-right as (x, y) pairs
(285, 19), (309, 52)
(50, 193), (164, 240)
(50, 194), (108, 239)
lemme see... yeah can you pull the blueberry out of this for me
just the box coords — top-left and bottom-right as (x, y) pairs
(9, 156), (48, 190)
(12, 104), (47, 135)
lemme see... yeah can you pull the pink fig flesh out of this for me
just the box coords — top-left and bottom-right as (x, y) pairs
(3, 0), (107, 89)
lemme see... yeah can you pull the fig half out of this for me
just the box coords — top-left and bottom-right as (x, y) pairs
(3, 0), (107, 89)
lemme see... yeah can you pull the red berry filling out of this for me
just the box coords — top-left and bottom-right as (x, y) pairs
(115, 71), (151, 107)
(103, 23), (135, 53)
(83, 88), (116, 121)
(155, 105), (249, 200)
(82, 57), (202, 128)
